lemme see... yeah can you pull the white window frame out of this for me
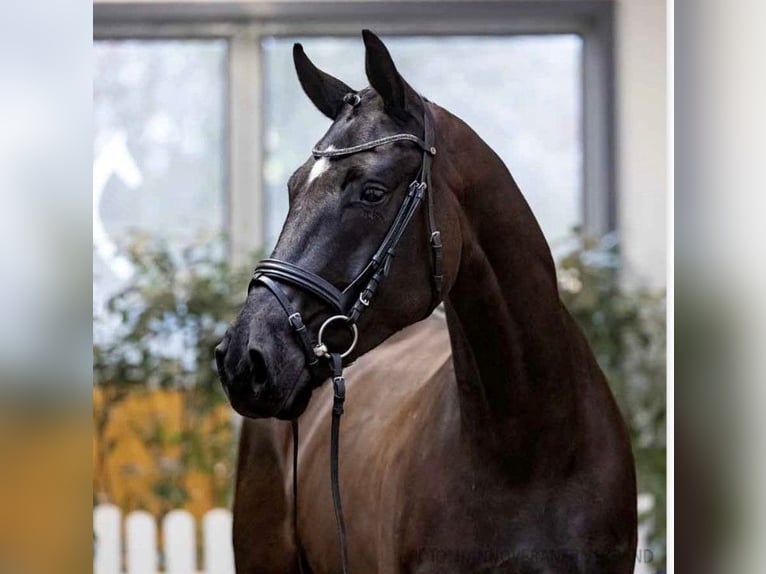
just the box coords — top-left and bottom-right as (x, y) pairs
(94, 0), (615, 262)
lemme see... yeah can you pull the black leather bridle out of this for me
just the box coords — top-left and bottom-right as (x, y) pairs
(248, 93), (441, 574)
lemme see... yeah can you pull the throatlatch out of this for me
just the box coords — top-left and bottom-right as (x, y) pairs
(250, 93), (439, 574)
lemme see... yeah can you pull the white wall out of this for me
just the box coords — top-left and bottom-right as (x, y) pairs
(615, 0), (668, 289)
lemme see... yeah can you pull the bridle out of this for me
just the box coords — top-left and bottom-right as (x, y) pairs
(248, 93), (442, 574)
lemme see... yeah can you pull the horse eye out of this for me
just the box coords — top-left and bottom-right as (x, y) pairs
(360, 187), (386, 205)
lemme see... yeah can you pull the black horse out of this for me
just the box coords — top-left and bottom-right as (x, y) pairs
(216, 30), (637, 574)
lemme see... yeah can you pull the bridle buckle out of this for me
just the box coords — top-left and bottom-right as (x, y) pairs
(288, 312), (305, 331)
(343, 92), (361, 106)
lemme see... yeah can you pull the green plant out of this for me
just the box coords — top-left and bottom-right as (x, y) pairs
(94, 235), (256, 509)
(557, 232), (666, 565)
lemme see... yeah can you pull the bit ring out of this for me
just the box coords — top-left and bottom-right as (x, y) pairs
(314, 315), (358, 359)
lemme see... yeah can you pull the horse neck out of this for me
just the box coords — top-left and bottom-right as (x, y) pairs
(434, 107), (581, 470)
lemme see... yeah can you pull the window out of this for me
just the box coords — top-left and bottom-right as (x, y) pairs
(263, 35), (582, 247)
(94, 0), (614, 280)
(93, 39), (227, 309)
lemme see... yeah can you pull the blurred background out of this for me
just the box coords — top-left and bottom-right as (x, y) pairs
(0, 0), (677, 573)
(89, 1), (667, 573)
(13, 0), (766, 573)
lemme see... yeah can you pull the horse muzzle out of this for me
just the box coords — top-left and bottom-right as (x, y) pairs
(215, 336), (315, 420)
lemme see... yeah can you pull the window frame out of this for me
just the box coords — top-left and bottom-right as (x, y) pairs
(94, 0), (615, 262)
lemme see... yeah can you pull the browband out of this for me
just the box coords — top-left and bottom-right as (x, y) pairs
(312, 133), (435, 159)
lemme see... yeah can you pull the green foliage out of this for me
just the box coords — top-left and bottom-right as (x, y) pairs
(557, 232), (666, 565)
(94, 236), (253, 395)
(94, 236), (256, 509)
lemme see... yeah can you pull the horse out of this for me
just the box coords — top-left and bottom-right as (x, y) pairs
(215, 30), (637, 574)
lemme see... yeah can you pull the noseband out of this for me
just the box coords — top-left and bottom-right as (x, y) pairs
(248, 94), (441, 574)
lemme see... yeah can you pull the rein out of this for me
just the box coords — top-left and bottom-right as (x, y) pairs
(249, 94), (440, 574)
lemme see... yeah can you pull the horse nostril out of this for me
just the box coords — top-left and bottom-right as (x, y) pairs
(248, 347), (269, 386)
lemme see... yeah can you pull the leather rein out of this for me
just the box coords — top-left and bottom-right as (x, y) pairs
(248, 94), (441, 574)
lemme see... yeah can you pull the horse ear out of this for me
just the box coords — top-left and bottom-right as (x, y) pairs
(362, 29), (408, 117)
(293, 43), (353, 120)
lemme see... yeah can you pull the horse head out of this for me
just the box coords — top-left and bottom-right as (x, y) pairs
(216, 31), (461, 419)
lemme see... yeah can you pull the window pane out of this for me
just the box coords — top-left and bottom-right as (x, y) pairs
(262, 35), (582, 248)
(93, 40), (227, 310)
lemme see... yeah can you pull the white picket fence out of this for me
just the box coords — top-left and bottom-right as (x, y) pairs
(95, 501), (656, 574)
(93, 504), (234, 574)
